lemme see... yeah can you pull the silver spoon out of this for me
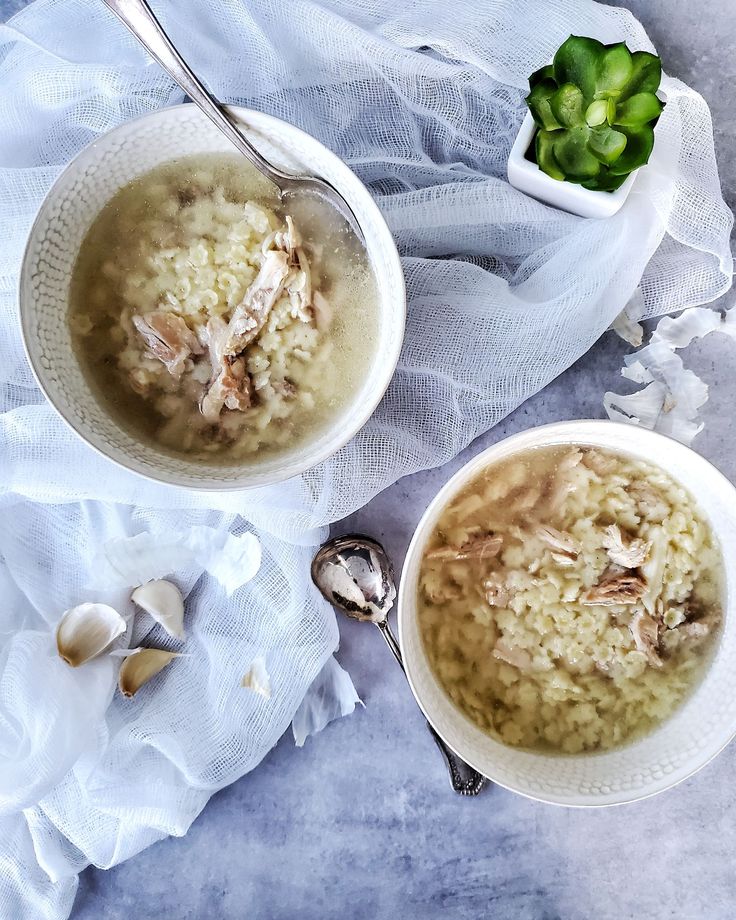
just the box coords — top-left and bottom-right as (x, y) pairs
(312, 534), (488, 796)
(102, 0), (364, 240)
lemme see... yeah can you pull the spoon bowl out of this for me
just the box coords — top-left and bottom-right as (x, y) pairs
(311, 534), (396, 624)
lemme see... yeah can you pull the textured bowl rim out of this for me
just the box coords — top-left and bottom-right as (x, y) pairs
(398, 420), (736, 807)
(18, 103), (406, 491)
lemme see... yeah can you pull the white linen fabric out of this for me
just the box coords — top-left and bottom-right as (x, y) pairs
(0, 0), (732, 916)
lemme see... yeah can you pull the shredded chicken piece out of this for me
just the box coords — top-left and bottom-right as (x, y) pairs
(263, 214), (300, 259)
(129, 367), (152, 396)
(510, 486), (541, 512)
(640, 529), (667, 615)
(274, 378), (297, 399)
(629, 611), (663, 667)
(132, 312), (203, 377)
(493, 640), (532, 671)
(312, 291), (332, 331)
(449, 493), (484, 522)
(582, 568), (647, 606)
(286, 246), (312, 316)
(200, 315), (253, 421)
(546, 477), (577, 514)
(535, 525), (580, 556)
(629, 481), (669, 521)
(483, 575), (510, 608)
(198, 316), (251, 422)
(426, 534), (503, 562)
(269, 214), (312, 319)
(559, 448), (583, 471)
(224, 249), (291, 355)
(203, 315), (228, 368)
(601, 524), (650, 568)
(581, 448), (617, 476)
(200, 356), (252, 423)
(483, 464), (527, 502)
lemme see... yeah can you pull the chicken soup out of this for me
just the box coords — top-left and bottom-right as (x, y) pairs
(69, 153), (377, 461)
(418, 446), (723, 753)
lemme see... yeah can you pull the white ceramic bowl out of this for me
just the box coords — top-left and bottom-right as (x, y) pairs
(399, 421), (736, 806)
(19, 104), (405, 490)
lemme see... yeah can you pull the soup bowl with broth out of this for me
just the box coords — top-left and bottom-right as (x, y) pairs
(20, 104), (404, 489)
(399, 421), (736, 806)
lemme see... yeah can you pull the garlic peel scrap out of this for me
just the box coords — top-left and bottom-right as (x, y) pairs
(292, 656), (362, 747)
(118, 649), (181, 697)
(241, 657), (271, 699)
(611, 310), (643, 347)
(604, 305), (736, 446)
(108, 647), (143, 658)
(56, 603), (126, 668)
(131, 580), (185, 639)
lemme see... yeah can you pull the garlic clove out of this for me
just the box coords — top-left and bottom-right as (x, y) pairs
(131, 579), (185, 639)
(118, 648), (181, 697)
(56, 602), (127, 668)
(241, 657), (271, 699)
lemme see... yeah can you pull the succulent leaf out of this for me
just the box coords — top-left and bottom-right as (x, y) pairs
(581, 169), (628, 191)
(529, 63), (555, 89)
(587, 126), (628, 165)
(620, 51), (662, 100)
(614, 92), (664, 127)
(553, 127), (601, 179)
(525, 79), (563, 130)
(585, 99), (608, 126)
(535, 129), (565, 180)
(607, 124), (655, 174)
(596, 43), (633, 97)
(549, 83), (586, 127)
(553, 35), (602, 102)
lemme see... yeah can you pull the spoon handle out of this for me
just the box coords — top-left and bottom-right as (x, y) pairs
(376, 621), (488, 796)
(376, 618), (405, 671)
(101, 0), (292, 185)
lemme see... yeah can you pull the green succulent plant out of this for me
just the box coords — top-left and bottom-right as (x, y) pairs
(525, 35), (663, 192)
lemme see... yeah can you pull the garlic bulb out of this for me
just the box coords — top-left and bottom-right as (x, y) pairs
(56, 603), (127, 668)
(118, 649), (180, 697)
(241, 657), (271, 699)
(131, 580), (185, 639)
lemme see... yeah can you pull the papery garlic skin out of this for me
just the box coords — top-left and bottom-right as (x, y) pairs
(118, 649), (180, 697)
(131, 580), (185, 639)
(56, 603), (127, 668)
(241, 657), (271, 699)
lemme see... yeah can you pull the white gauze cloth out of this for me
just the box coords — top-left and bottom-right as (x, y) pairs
(0, 0), (732, 916)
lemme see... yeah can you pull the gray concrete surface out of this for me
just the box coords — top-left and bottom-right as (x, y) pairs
(4, 0), (736, 917)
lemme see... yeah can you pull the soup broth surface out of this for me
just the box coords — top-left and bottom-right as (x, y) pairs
(418, 445), (723, 753)
(69, 153), (378, 462)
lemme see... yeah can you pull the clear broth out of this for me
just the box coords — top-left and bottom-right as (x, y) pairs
(68, 153), (379, 463)
(417, 445), (723, 753)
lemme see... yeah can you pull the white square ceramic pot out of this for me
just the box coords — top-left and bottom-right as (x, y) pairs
(507, 111), (638, 219)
